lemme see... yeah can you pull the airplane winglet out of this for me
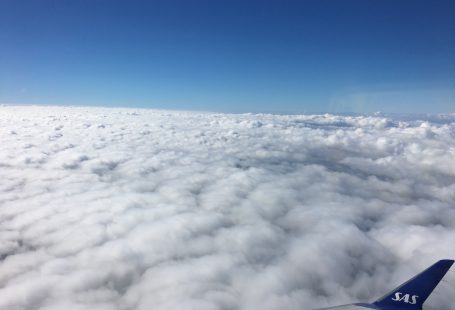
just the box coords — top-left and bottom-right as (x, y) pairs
(373, 259), (454, 310)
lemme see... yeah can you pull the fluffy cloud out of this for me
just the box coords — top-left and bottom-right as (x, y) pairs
(0, 106), (454, 310)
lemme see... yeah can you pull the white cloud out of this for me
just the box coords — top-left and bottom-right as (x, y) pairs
(0, 106), (454, 310)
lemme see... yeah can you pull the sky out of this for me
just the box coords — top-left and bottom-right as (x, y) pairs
(0, 0), (454, 114)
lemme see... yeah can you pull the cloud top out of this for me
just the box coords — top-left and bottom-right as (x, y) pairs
(0, 106), (454, 310)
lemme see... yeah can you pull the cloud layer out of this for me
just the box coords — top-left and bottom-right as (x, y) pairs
(1, 106), (454, 310)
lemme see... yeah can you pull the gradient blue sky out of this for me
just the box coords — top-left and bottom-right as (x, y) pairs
(1, 0), (454, 114)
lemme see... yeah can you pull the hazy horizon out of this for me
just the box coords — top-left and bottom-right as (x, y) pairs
(1, 102), (455, 116)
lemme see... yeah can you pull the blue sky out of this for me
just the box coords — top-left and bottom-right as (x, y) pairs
(1, 0), (454, 114)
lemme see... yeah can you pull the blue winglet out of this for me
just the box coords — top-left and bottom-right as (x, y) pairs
(373, 259), (454, 310)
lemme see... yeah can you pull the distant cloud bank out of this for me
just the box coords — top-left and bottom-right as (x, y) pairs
(0, 106), (454, 310)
